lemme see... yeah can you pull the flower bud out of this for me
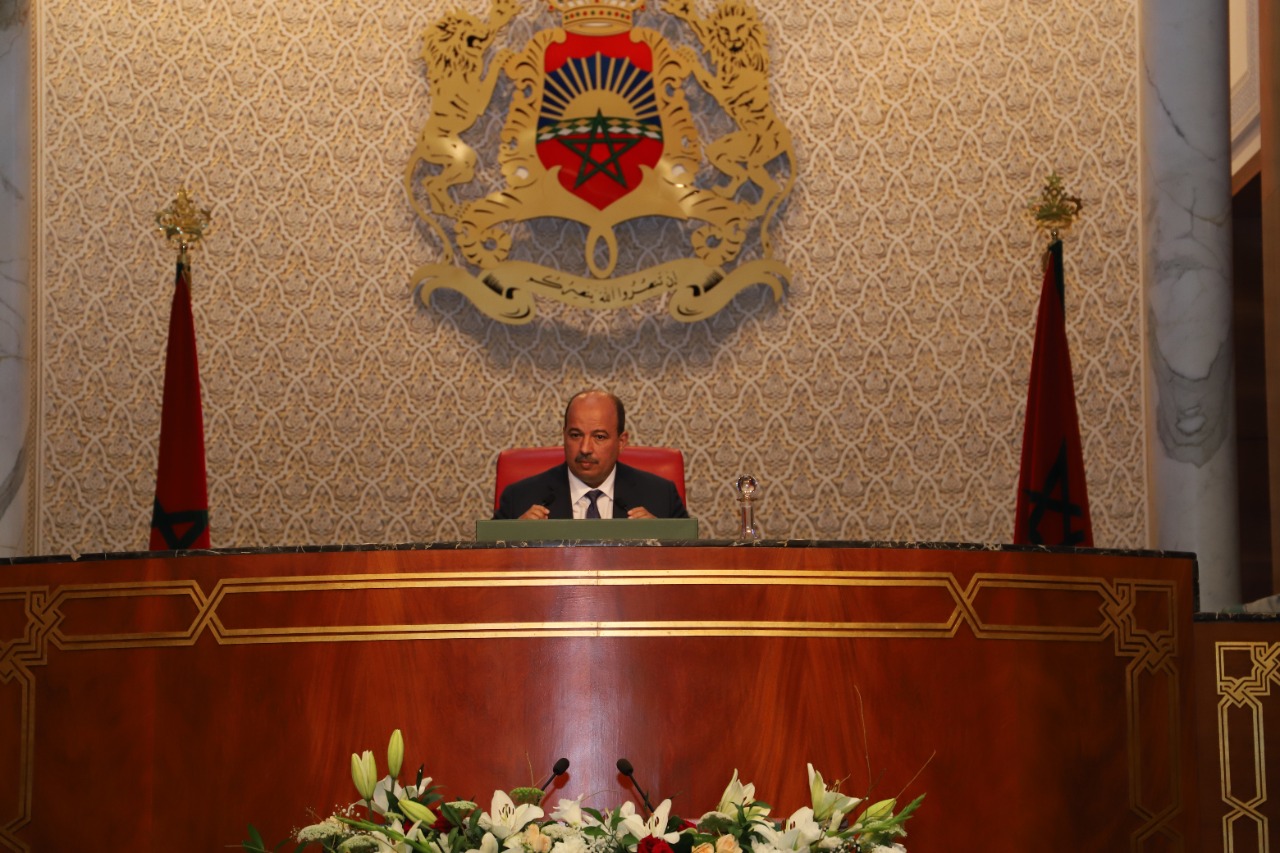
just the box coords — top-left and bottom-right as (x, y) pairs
(351, 750), (378, 801)
(862, 799), (895, 822)
(400, 798), (437, 826)
(388, 729), (405, 779)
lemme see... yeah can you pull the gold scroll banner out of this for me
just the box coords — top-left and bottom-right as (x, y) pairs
(411, 259), (789, 324)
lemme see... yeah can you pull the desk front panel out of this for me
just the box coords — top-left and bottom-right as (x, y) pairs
(0, 544), (1196, 852)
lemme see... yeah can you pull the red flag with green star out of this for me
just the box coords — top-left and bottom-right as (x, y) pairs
(149, 258), (211, 550)
(1013, 239), (1093, 547)
(536, 32), (663, 211)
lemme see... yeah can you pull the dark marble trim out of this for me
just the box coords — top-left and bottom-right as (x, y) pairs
(1193, 612), (1280, 623)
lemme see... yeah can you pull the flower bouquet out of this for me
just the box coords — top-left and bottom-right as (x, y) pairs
(242, 731), (923, 853)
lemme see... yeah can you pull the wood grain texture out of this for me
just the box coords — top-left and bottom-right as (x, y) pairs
(0, 545), (1197, 852)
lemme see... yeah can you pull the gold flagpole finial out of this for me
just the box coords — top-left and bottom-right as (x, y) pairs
(155, 188), (212, 265)
(1028, 172), (1082, 242)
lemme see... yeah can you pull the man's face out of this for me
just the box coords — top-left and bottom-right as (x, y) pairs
(563, 394), (628, 488)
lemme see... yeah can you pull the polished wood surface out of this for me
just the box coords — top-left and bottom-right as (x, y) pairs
(0, 544), (1197, 851)
(1193, 619), (1280, 852)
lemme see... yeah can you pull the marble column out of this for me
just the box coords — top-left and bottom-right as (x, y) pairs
(1141, 1), (1240, 609)
(0, 2), (28, 558)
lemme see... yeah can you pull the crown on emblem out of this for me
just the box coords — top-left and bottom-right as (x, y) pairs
(551, 0), (645, 34)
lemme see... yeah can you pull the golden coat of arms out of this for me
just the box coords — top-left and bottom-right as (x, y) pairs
(405, 0), (795, 323)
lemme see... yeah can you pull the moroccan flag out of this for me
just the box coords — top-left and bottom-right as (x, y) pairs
(1013, 239), (1093, 547)
(149, 258), (211, 550)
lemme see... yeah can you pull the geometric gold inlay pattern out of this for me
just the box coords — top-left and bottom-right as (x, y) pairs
(1216, 641), (1280, 853)
(1, 567), (1183, 851)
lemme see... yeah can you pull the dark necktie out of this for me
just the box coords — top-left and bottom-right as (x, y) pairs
(585, 489), (604, 519)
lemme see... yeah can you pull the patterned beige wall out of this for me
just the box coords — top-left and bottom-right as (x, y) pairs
(31, 0), (1145, 551)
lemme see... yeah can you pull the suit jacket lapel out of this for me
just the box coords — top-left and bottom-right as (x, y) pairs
(611, 463), (632, 518)
(548, 465), (575, 519)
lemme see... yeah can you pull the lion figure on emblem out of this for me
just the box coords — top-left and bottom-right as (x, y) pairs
(667, 0), (795, 254)
(404, 0), (516, 260)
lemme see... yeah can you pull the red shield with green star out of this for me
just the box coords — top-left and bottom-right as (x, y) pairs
(536, 32), (664, 211)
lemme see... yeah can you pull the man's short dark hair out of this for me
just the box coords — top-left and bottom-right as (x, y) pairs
(564, 390), (626, 434)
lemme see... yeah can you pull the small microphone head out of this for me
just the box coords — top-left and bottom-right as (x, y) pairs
(540, 757), (571, 792)
(616, 758), (634, 776)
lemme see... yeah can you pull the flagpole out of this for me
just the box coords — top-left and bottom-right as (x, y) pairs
(150, 189), (214, 551)
(1013, 174), (1093, 548)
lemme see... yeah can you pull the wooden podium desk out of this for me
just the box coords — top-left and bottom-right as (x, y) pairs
(0, 541), (1196, 852)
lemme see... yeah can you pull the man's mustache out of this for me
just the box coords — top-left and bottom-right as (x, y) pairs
(575, 454), (596, 463)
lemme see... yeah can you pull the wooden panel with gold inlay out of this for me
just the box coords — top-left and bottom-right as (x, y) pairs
(0, 544), (1196, 852)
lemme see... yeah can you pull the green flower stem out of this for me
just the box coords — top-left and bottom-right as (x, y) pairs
(338, 816), (435, 853)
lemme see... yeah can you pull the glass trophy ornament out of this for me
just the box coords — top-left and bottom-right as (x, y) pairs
(734, 475), (761, 540)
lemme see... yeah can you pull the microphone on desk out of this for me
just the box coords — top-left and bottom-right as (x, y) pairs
(616, 758), (656, 814)
(540, 757), (571, 791)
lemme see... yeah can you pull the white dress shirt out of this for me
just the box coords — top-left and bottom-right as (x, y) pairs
(568, 466), (618, 519)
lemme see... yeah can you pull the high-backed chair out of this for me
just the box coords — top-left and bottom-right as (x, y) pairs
(493, 446), (687, 513)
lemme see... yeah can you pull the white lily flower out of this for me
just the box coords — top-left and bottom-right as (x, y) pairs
(369, 774), (432, 815)
(717, 769), (756, 814)
(373, 777), (408, 815)
(806, 764), (859, 828)
(376, 818), (423, 853)
(551, 796), (593, 828)
(780, 807), (823, 850)
(613, 801), (648, 843)
(754, 807), (822, 853)
(755, 824), (779, 845)
(639, 800), (680, 843)
(480, 790), (545, 841)
(701, 770), (769, 824)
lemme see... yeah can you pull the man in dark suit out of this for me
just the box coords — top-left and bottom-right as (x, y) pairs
(494, 390), (689, 520)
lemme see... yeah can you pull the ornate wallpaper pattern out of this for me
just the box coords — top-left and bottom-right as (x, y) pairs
(32, 0), (1144, 551)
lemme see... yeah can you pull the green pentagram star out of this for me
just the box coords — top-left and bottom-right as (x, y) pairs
(557, 110), (642, 188)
